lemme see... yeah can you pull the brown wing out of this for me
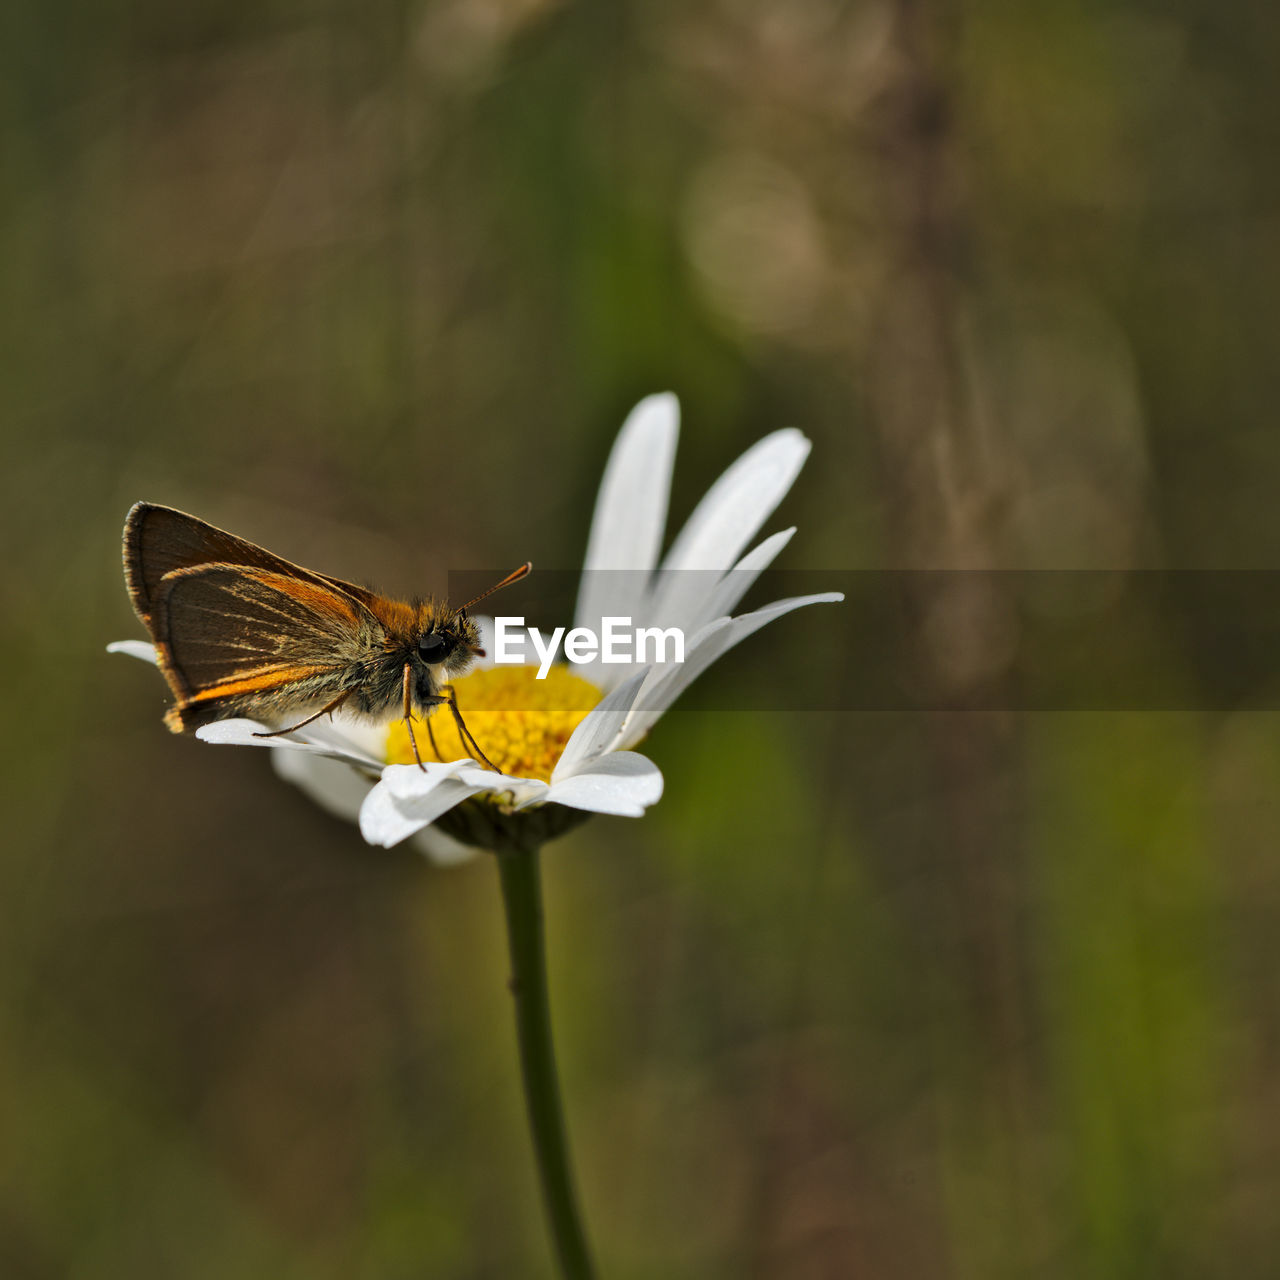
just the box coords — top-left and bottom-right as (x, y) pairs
(123, 502), (389, 624)
(150, 563), (369, 720)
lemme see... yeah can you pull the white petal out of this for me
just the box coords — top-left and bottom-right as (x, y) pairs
(544, 751), (663, 817)
(551, 670), (649, 782)
(613, 616), (731, 751)
(381, 759), (480, 798)
(197, 718), (300, 747)
(107, 639), (159, 664)
(573, 394), (680, 668)
(311, 715), (389, 759)
(455, 770), (549, 807)
(196, 718), (384, 771)
(359, 775), (483, 848)
(692, 527), (796, 633)
(267, 727), (478, 863)
(616, 592), (845, 750)
(271, 747), (376, 824)
(645, 429), (811, 633)
(382, 759), (547, 808)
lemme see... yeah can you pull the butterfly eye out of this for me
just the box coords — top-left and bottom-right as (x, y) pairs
(418, 632), (455, 664)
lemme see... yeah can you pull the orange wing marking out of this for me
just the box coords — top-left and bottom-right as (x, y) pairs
(182, 665), (333, 705)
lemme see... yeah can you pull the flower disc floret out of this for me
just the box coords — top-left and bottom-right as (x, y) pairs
(386, 665), (603, 783)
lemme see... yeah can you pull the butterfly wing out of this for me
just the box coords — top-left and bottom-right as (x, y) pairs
(151, 564), (375, 731)
(124, 502), (388, 624)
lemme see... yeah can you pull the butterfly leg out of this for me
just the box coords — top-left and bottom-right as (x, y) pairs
(252, 690), (351, 739)
(399, 666), (502, 774)
(440, 684), (504, 774)
(402, 662), (428, 770)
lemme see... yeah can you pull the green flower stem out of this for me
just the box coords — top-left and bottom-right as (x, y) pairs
(496, 841), (597, 1280)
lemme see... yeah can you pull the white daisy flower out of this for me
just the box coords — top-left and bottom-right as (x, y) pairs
(110, 393), (843, 857)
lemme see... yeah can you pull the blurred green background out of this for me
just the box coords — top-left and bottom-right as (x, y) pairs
(3, 1), (1279, 1276)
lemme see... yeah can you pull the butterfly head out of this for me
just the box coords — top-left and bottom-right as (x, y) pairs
(416, 609), (484, 679)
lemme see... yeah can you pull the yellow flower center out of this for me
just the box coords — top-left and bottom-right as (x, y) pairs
(385, 665), (603, 784)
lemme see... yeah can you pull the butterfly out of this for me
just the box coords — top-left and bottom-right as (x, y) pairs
(122, 502), (530, 771)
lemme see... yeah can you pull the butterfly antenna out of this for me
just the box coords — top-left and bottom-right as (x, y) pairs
(459, 561), (532, 612)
